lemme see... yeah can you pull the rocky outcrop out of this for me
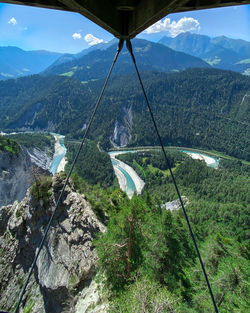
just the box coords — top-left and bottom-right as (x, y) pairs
(122, 105), (133, 131)
(162, 196), (189, 211)
(0, 147), (32, 207)
(110, 105), (133, 147)
(110, 120), (131, 148)
(0, 175), (106, 313)
(0, 146), (51, 207)
(27, 147), (52, 171)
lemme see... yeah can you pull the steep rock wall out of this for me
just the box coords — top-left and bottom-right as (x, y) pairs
(110, 105), (133, 147)
(0, 146), (51, 207)
(0, 175), (106, 313)
(26, 147), (52, 171)
(0, 148), (32, 207)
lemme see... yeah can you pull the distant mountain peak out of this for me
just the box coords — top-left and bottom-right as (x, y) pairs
(158, 32), (250, 75)
(43, 38), (210, 80)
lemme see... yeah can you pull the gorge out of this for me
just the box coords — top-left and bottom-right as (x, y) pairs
(0, 28), (249, 313)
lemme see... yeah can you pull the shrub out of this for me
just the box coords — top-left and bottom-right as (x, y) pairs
(30, 175), (52, 206)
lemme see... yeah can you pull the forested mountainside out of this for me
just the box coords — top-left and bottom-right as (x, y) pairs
(65, 139), (115, 187)
(43, 39), (210, 80)
(69, 149), (249, 313)
(1, 142), (248, 312)
(0, 46), (62, 80)
(1, 68), (249, 160)
(159, 32), (250, 75)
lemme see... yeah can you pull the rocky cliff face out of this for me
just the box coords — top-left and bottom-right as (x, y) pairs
(26, 147), (52, 171)
(110, 105), (133, 147)
(0, 175), (107, 313)
(0, 146), (51, 207)
(0, 147), (33, 207)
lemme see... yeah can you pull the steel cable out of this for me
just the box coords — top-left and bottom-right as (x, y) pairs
(126, 38), (219, 313)
(13, 39), (124, 313)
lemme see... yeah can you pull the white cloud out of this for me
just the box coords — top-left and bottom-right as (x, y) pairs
(8, 17), (17, 26)
(144, 17), (200, 37)
(72, 32), (82, 40)
(84, 33), (103, 46)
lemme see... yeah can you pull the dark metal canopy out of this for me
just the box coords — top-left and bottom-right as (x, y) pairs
(1, 0), (250, 38)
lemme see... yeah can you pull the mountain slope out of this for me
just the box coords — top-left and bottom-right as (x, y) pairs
(159, 33), (250, 74)
(46, 39), (117, 69)
(211, 35), (250, 58)
(0, 68), (249, 160)
(43, 39), (210, 80)
(0, 46), (62, 80)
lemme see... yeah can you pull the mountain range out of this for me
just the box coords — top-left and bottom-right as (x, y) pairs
(159, 32), (250, 75)
(43, 39), (210, 81)
(1, 33), (249, 81)
(1, 38), (209, 81)
(46, 39), (117, 69)
(0, 46), (62, 80)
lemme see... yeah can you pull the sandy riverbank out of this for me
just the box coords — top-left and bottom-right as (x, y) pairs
(57, 156), (67, 172)
(116, 158), (145, 194)
(53, 134), (67, 173)
(185, 152), (216, 166)
(110, 152), (145, 198)
(113, 167), (127, 192)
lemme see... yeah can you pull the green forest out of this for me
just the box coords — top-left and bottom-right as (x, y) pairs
(0, 53), (249, 312)
(65, 139), (114, 187)
(8, 132), (54, 151)
(67, 147), (249, 312)
(0, 68), (249, 160)
(0, 136), (20, 155)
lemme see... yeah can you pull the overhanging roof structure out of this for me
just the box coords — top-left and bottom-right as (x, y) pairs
(1, 1), (250, 38)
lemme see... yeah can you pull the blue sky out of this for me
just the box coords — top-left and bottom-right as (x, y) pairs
(0, 3), (249, 53)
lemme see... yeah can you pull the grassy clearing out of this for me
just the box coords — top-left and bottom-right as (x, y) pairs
(60, 71), (74, 77)
(243, 68), (250, 76)
(204, 57), (221, 66)
(133, 160), (146, 176)
(236, 58), (250, 65)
